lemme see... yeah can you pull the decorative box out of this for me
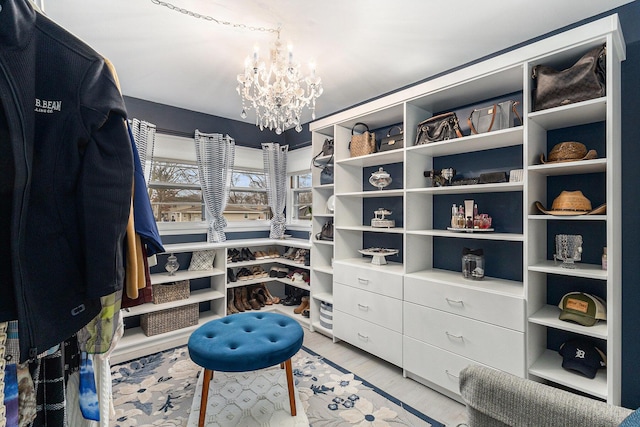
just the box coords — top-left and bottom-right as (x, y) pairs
(140, 303), (198, 336)
(152, 280), (190, 304)
(320, 301), (333, 330)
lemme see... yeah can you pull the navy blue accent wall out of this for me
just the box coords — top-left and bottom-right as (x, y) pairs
(123, 96), (286, 148)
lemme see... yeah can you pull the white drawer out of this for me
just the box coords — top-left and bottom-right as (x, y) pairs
(404, 276), (524, 331)
(333, 263), (402, 299)
(403, 336), (489, 396)
(334, 284), (402, 332)
(403, 302), (525, 376)
(334, 310), (402, 367)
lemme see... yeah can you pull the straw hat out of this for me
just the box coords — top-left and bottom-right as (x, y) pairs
(540, 141), (598, 164)
(535, 190), (606, 215)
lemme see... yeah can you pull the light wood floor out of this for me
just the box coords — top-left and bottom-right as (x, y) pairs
(301, 327), (469, 427)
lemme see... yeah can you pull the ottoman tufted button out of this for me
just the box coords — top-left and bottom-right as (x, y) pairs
(188, 312), (304, 426)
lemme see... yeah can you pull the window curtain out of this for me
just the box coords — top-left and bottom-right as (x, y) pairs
(262, 143), (288, 239)
(130, 119), (156, 184)
(194, 130), (236, 242)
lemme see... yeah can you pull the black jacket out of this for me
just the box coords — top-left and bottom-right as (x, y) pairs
(0, 0), (133, 362)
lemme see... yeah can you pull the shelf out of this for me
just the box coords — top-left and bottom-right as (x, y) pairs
(528, 158), (607, 176)
(314, 183), (335, 191)
(407, 229), (524, 242)
(313, 265), (333, 275)
(311, 292), (333, 304)
(335, 189), (404, 198)
(406, 126), (523, 157)
(528, 260), (607, 280)
(227, 258), (309, 270)
(529, 349), (607, 400)
(405, 268), (523, 297)
(528, 97), (606, 130)
(311, 321), (333, 337)
(336, 225), (405, 234)
(528, 214), (606, 221)
(121, 288), (225, 318)
(407, 181), (523, 194)
(313, 239), (334, 246)
(334, 257), (404, 275)
(529, 305), (607, 340)
(151, 268), (223, 285)
(337, 150), (404, 167)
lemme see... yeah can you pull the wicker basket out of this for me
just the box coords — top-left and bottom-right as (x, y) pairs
(141, 303), (199, 336)
(152, 279), (190, 304)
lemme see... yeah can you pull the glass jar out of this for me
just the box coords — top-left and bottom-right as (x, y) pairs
(165, 254), (180, 276)
(462, 248), (485, 280)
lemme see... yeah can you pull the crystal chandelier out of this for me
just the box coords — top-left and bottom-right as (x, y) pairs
(236, 31), (323, 134)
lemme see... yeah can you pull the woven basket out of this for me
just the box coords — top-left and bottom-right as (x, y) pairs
(141, 303), (198, 336)
(152, 280), (190, 304)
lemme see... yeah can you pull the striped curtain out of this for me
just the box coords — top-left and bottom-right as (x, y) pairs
(130, 119), (156, 184)
(262, 143), (288, 239)
(194, 131), (236, 242)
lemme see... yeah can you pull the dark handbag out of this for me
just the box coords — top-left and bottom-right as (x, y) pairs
(321, 138), (334, 156)
(315, 219), (333, 241)
(379, 126), (404, 151)
(532, 44), (606, 111)
(349, 122), (377, 157)
(468, 101), (522, 134)
(313, 151), (334, 185)
(415, 112), (463, 145)
(320, 164), (334, 185)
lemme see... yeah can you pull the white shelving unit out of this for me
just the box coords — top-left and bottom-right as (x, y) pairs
(309, 14), (624, 404)
(112, 238), (311, 364)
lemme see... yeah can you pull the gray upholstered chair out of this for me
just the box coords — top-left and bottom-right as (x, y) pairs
(459, 364), (633, 426)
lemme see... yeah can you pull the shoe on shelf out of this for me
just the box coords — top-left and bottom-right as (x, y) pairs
(233, 287), (246, 312)
(269, 247), (281, 258)
(277, 267), (289, 279)
(240, 286), (252, 310)
(294, 296), (310, 314)
(283, 289), (303, 306)
(227, 289), (239, 315)
(269, 266), (279, 278)
(282, 247), (296, 260)
(228, 248), (241, 263)
(302, 309), (310, 318)
(227, 268), (237, 282)
(258, 283), (280, 304)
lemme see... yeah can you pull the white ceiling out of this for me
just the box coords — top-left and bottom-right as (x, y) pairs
(42, 0), (633, 129)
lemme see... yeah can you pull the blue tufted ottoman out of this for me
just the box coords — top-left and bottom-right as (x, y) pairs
(188, 312), (304, 427)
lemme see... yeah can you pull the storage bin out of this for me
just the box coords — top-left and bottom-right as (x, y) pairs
(141, 303), (199, 336)
(320, 301), (333, 330)
(152, 279), (190, 304)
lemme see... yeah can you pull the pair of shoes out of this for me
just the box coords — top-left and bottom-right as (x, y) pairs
(282, 247), (297, 260)
(257, 283), (280, 304)
(233, 287), (249, 312)
(294, 249), (308, 264)
(240, 247), (255, 261)
(227, 268), (237, 282)
(294, 296), (310, 314)
(254, 250), (268, 259)
(268, 247), (281, 258)
(302, 309), (310, 318)
(251, 266), (268, 278)
(282, 288), (305, 306)
(228, 248), (241, 263)
(270, 266), (289, 278)
(237, 267), (253, 280)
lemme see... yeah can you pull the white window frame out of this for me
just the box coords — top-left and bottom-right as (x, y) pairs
(288, 170), (312, 225)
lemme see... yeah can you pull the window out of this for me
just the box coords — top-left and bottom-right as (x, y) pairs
(226, 169), (271, 222)
(289, 171), (312, 222)
(148, 160), (204, 222)
(148, 159), (271, 223)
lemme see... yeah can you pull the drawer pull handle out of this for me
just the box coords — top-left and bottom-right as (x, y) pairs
(445, 331), (464, 341)
(357, 333), (369, 341)
(445, 298), (464, 305)
(357, 277), (369, 284)
(445, 369), (460, 379)
(357, 304), (369, 311)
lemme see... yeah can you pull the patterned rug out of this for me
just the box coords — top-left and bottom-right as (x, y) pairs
(110, 345), (445, 427)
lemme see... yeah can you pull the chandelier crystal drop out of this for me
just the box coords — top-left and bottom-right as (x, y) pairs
(236, 32), (323, 134)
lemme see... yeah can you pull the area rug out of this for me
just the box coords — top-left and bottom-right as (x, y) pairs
(110, 345), (445, 427)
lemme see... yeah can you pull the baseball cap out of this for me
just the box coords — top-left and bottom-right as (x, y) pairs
(558, 292), (606, 326)
(558, 339), (606, 379)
